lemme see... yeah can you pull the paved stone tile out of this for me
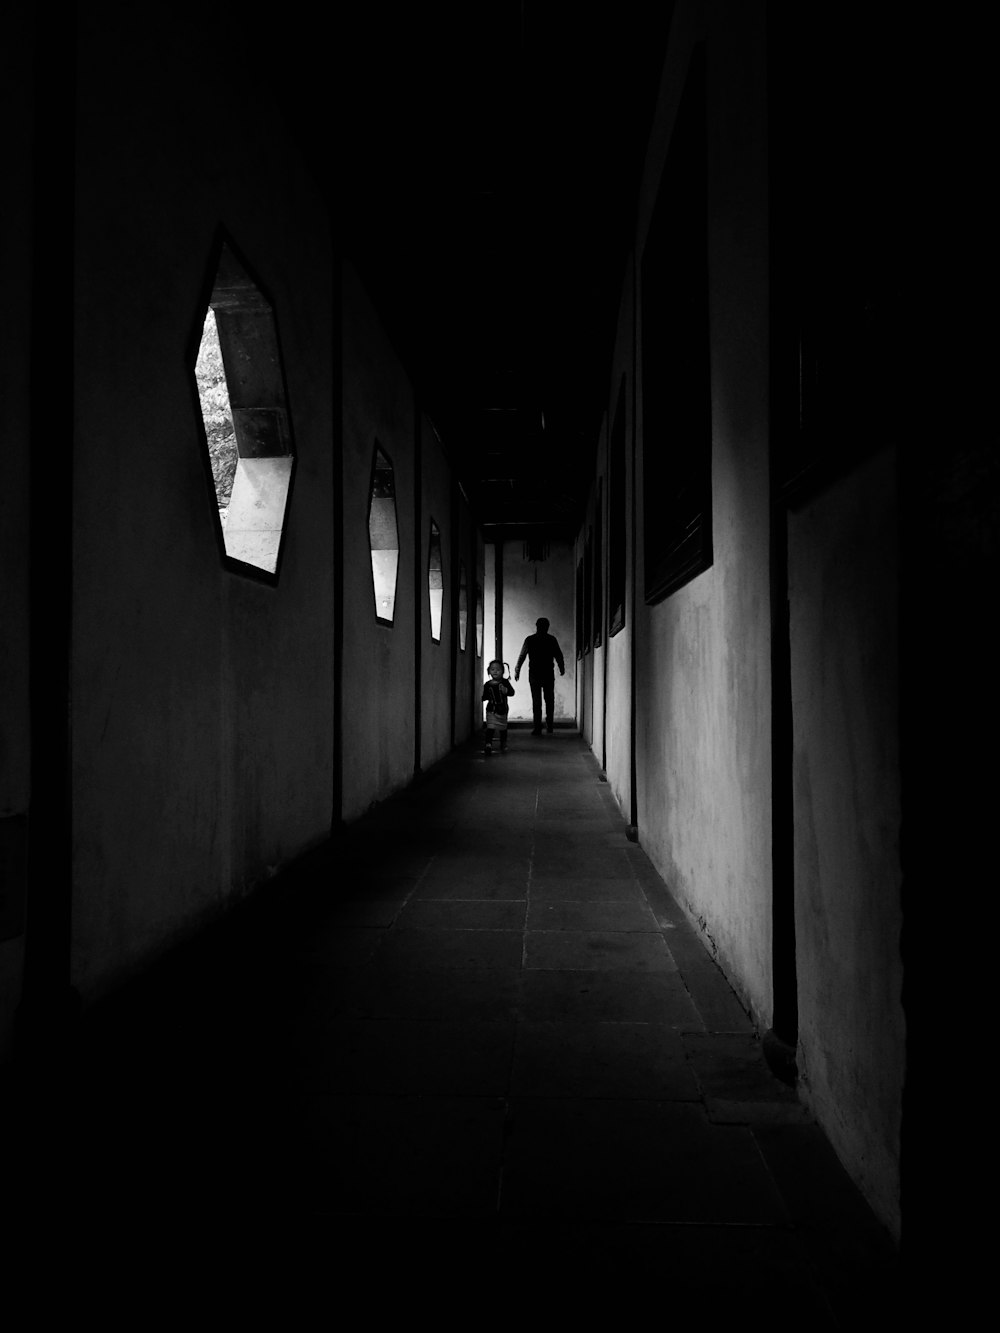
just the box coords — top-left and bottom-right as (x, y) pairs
(344, 849), (436, 878)
(375, 927), (524, 971)
(293, 1019), (515, 1095)
(62, 732), (897, 1317)
(752, 1123), (897, 1231)
(463, 846), (537, 867)
(482, 1222), (843, 1323)
(534, 803), (617, 824)
(533, 821), (631, 839)
(303, 1094), (505, 1217)
(534, 790), (611, 805)
(526, 899), (659, 932)
(395, 898), (526, 930)
(750, 1127), (904, 1321)
(285, 926), (385, 969)
(531, 847), (635, 878)
(500, 1098), (789, 1224)
(416, 859), (531, 899)
(433, 830), (527, 855)
(511, 1021), (700, 1100)
(322, 899), (403, 928)
(332, 872), (421, 901)
(683, 1032), (811, 1123)
(672, 949), (754, 1031)
(518, 970), (702, 1026)
(529, 876), (646, 902)
(525, 930), (675, 972)
(320, 963), (521, 1022)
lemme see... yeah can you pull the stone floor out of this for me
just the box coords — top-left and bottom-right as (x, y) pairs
(9, 730), (905, 1319)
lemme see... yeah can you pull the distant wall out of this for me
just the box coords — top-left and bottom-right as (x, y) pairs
(497, 540), (576, 724)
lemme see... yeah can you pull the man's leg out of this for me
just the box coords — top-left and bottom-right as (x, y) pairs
(529, 678), (543, 733)
(543, 678), (555, 732)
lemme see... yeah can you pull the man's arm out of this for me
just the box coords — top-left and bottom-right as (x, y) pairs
(514, 638), (529, 680)
(553, 638), (565, 674)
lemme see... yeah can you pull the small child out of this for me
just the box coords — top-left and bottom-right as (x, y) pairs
(482, 660), (515, 755)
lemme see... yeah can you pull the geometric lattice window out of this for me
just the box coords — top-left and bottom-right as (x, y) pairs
(475, 583), (484, 658)
(458, 561), (468, 650)
(193, 237), (294, 578)
(428, 520), (444, 643)
(368, 444), (399, 625)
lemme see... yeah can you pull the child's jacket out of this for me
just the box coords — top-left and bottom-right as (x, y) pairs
(482, 679), (515, 716)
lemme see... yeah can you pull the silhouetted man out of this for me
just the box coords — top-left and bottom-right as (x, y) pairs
(514, 617), (565, 735)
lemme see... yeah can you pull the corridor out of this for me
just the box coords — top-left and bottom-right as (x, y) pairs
(40, 729), (900, 1319)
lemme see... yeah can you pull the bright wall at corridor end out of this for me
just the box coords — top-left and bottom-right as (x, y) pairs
(486, 541), (576, 724)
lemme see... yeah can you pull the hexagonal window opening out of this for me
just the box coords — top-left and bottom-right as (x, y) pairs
(475, 583), (484, 657)
(428, 520), (444, 643)
(369, 444), (399, 624)
(458, 561), (468, 651)
(193, 239), (294, 577)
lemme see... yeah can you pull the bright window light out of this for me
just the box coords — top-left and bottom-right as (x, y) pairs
(428, 520), (443, 642)
(369, 446), (399, 623)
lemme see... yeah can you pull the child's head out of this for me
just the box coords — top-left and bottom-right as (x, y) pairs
(487, 660), (504, 679)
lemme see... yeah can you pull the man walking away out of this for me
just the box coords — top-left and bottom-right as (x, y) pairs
(514, 617), (565, 735)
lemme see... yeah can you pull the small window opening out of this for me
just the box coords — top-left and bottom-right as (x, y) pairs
(195, 308), (238, 514)
(368, 445), (399, 624)
(193, 239), (293, 577)
(428, 520), (444, 642)
(475, 584), (484, 657)
(458, 561), (468, 650)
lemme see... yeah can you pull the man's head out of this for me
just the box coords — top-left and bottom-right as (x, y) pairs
(536, 617), (550, 632)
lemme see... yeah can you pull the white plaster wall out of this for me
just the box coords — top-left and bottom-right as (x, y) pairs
(632, 3), (773, 1024)
(603, 279), (636, 823)
(70, 10), (335, 998)
(589, 452), (608, 766)
(341, 263), (418, 820)
(589, 645), (604, 758)
(578, 522), (596, 746)
(501, 541), (576, 723)
(790, 447), (904, 1238)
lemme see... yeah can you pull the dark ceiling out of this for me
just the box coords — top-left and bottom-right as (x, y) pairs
(320, 2), (675, 539)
